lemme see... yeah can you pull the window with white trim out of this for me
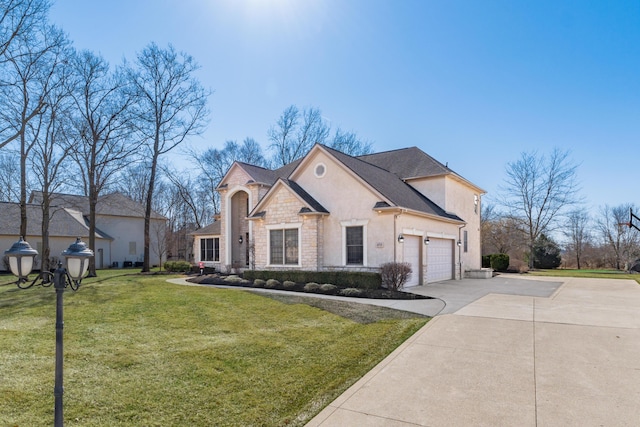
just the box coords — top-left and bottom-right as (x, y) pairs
(269, 228), (299, 265)
(341, 219), (368, 266)
(346, 226), (364, 264)
(200, 238), (220, 262)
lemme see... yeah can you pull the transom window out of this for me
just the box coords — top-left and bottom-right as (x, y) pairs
(346, 226), (364, 265)
(269, 228), (299, 265)
(200, 238), (220, 262)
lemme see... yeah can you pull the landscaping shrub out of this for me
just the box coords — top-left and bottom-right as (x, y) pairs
(303, 283), (320, 292)
(252, 279), (266, 288)
(482, 255), (491, 269)
(265, 279), (281, 289)
(164, 260), (191, 272)
(283, 280), (296, 290)
(243, 270), (381, 289)
(380, 262), (412, 291)
(225, 275), (243, 283)
(489, 254), (509, 272)
(319, 284), (338, 294)
(339, 287), (363, 297)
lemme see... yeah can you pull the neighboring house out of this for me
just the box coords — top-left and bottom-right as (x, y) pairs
(0, 192), (167, 271)
(192, 144), (485, 286)
(0, 201), (112, 272)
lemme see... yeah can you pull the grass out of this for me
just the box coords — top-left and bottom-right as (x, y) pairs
(0, 270), (427, 426)
(527, 268), (640, 284)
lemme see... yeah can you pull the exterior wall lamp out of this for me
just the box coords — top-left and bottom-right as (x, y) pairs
(457, 240), (462, 247)
(238, 235), (243, 244)
(397, 233), (404, 243)
(4, 236), (94, 427)
(424, 237), (430, 245)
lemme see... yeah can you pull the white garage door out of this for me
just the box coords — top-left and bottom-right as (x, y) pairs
(427, 238), (454, 283)
(403, 236), (421, 287)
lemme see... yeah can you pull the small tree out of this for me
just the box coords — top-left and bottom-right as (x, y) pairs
(380, 262), (412, 291)
(533, 234), (562, 269)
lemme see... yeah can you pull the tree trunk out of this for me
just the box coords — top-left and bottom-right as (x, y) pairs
(41, 194), (51, 272)
(142, 152), (158, 272)
(87, 183), (98, 277)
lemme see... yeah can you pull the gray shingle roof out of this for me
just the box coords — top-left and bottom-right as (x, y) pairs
(0, 202), (111, 239)
(236, 159), (304, 186)
(190, 221), (221, 236)
(357, 146), (453, 179)
(283, 179), (329, 214)
(323, 146), (462, 221)
(29, 192), (165, 219)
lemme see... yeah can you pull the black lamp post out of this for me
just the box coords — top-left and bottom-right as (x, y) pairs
(4, 236), (94, 427)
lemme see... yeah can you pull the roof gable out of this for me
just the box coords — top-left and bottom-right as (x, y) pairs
(249, 178), (329, 219)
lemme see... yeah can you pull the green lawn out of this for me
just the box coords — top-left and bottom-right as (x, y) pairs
(527, 268), (640, 284)
(0, 271), (427, 426)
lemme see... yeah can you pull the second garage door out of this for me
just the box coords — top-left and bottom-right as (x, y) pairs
(427, 238), (454, 283)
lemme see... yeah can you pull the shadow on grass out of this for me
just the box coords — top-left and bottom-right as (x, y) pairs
(257, 292), (429, 324)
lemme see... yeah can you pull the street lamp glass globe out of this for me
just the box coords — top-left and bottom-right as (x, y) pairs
(4, 237), (38, 279)
(61, 238), (94, 280)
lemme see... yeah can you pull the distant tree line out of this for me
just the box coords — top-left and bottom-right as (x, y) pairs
(482, 148), (640, 271)
(0, 0), (209, 273)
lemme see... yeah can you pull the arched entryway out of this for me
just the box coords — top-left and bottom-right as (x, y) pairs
(229, 190), (250, 269)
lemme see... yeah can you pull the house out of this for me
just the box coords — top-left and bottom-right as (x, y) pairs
(1, 192), (166, 271)
(192, 144), (485, 286)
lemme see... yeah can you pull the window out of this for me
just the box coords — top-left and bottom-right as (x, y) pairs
(346, 226), (364, 264)
(200, 238), (219, 262)
(474, 194), (479, 214)
(269, 229), (298, 265)
(314, 163), (326, 178)
(463, 230), (468, 253)
(129, 241), (136, 255)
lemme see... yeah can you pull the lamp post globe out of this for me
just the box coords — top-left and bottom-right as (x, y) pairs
(4, 236), (38, 280)
(62, 237), (94, 280)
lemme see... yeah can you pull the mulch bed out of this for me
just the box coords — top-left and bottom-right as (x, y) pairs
(186, 274), (430, 300)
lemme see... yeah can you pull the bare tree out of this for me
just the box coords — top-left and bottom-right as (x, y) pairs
(499, 149), (581, 268)
(596, 204), (640, 270)
(127, 42), (209, 272)
(330, 127), (373, 156)
(67, 50), (138, 276)
(29, 48), (74, 272)
(563, 209), (591, 269)
(238, 137), (268, 166)
(268, 104), (373, 166)
(0, 19), (69, 237)
(268, 105), (329, 166)
(0, 0), (50, 63)
(0, 152), (20, 201)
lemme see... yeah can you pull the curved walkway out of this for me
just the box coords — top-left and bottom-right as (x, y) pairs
(307, 275), (640, 426)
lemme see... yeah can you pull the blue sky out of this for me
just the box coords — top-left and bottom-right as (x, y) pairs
(49, 0), (639, 213)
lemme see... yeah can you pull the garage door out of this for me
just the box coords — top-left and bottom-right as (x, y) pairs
(403, 236), (421, 287)
(427, 238), (454, 283)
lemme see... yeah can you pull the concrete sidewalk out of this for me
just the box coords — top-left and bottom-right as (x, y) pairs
(307, 276), (640, 426)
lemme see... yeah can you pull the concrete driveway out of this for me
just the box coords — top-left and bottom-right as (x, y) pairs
(307, 275), (640, 426)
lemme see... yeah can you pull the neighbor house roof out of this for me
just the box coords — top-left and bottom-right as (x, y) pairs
(0, 202), (112, 239)
(190, 221), (221, 236)
(29, 192), (166, 219)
